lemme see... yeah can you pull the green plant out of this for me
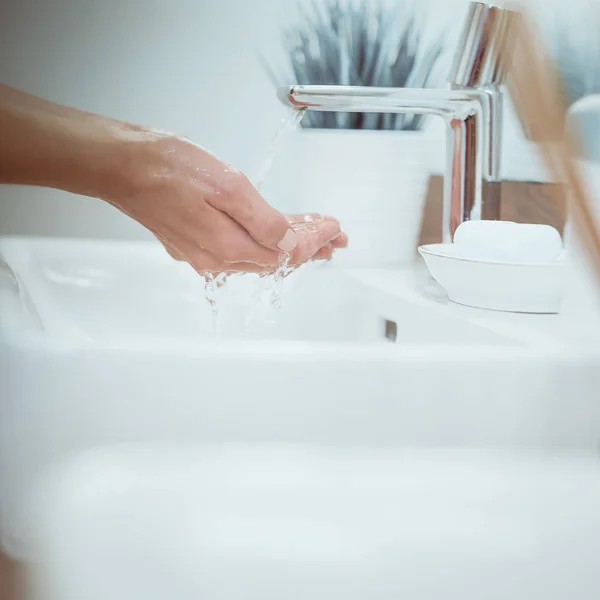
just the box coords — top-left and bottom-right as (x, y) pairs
(263, 0), (445, 130)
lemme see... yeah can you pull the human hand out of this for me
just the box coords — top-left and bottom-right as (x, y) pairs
(163, 212), (348, 268)
(0, 83), (348, 271)
(111, 131), (347, 274)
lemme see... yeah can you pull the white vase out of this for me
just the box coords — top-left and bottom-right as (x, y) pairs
(262, 129), (435, 267)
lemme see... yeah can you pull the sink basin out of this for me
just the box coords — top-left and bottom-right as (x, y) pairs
(29, 445), (600, 600)
(0, 236), (516, 345)
(2, 236), (600, 559)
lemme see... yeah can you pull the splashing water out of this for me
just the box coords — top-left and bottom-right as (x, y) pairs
(240, 252), (294, 336)
(270, 251), (294, 311)
(267, 215), (323, 308)
(257, 108), (306, 314)
(203, 272), (227, 335)
(266, 217), (322, 313)
(201, 108), (306, 335)
(203, 273), (217, 318)
(241, 220), (325, 336)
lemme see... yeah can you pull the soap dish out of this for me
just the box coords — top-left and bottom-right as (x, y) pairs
(418, 243), (564, 314)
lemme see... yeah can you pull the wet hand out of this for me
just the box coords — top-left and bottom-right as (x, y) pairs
(113, 132), (347, 274)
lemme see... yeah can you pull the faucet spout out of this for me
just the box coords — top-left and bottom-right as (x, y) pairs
(279, 85), (479, 119)
(279, 85), (485, 242)
(275, 2), (519, 244)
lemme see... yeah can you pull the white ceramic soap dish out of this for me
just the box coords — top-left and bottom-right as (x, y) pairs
(418, 243), (564, 314)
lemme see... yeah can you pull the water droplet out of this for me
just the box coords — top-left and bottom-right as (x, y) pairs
(269, 251), (295, 312)
(203, 273), (218, 334)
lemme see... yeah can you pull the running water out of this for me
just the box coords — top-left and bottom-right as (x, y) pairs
(202, 108), (306, 334)
(242, 217), (322, 335)
(257, 108), (306, 314)
(269, 216), (320, 311)
(254, 108), (306, 192)
(203, 272), (227, 335)
(269, 251), (294, 311)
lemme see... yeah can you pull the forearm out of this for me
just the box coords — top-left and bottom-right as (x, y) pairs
(0, 84), (142, 201)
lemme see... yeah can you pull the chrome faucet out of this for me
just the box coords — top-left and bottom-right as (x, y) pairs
(277, 1), (518, 242)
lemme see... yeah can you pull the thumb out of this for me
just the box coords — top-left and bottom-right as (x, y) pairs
(214, 171), (298, 253)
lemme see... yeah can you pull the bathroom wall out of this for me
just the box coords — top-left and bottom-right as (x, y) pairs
(0, 0), (588, 239)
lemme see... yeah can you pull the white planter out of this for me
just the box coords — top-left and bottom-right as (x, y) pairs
(263, 129), (435, 267)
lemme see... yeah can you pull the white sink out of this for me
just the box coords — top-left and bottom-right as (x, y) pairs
(2, 236), (600, 559)
(29, 445), (600, 600)
(0, 236), (516, 345)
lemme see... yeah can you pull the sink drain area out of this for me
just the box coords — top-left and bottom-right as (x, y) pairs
(383, 319), (397, 342)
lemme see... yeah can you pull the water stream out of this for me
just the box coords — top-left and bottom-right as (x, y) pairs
(202, 272), (228, 335)
(202, 107), (306, 334)
(253, 107), (306, 191)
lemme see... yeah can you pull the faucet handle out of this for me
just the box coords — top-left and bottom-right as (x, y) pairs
(449, 1), (518, 88)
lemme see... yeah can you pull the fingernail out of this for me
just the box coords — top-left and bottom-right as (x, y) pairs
(277, 229), (298, 252)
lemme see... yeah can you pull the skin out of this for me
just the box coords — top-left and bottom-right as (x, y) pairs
(0, 84), (347, 274)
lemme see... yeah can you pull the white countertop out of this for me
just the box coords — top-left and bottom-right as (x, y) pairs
(346, 259), (600, 351)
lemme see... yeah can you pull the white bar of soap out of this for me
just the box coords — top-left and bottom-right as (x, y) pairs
(453, 221), (563, 264)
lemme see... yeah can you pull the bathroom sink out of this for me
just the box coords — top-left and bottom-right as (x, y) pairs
(0, 236), (515, 345)
(2, 236), (600, 559)
(29, 445), (600, 600)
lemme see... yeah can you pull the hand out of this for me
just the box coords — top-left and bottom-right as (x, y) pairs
(164, 212), (348, 268)
(0, 83), (347, 273)
(112, 132), (347, 274)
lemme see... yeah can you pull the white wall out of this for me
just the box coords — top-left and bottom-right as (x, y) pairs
(0, 0), (291, 239)
(0, 0), (579, 239)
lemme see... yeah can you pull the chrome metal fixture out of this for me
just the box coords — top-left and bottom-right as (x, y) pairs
(278, 2), (518, 242)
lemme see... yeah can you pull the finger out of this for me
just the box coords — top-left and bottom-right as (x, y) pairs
(287, 214), (347, 248)
(211, 170), (298, 253)
(331, 232), (348, 248)
(286, 213), (322, 224)
(192, 204), (282, 266)
(312, 244), (334, 260)
(290, 219), (342, 265)
(211, 263), (268, 275)
(180, 246), (273, 275)
(287, 214), (339, 224)
(317, 217), (347, 248)
(155, 231), (272, 275)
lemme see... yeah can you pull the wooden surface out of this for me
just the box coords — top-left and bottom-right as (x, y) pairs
(418, 175), (568, 246)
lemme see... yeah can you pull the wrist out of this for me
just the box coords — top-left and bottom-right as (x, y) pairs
(0, 93), (138, 201)
(0, 86), (162, 204)
(87, 124), (176, 208)
(60, 117), (148, 204)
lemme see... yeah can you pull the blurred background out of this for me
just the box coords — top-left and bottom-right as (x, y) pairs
(4, 2), (600, 597)
(0, 0), (598, 239)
